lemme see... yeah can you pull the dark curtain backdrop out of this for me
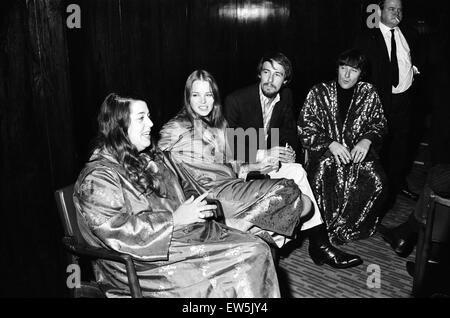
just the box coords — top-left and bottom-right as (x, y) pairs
(0, 0), (445, 296)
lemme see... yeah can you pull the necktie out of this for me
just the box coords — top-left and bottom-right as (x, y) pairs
(390, 29), (399, 87)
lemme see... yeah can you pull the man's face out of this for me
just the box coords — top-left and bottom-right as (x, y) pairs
(259, 60), (287, 98)
(337, 65), (361, 89)
(380, 0), (403, 28)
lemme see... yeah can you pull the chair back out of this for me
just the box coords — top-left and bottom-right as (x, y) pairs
(55, 184), (144, 298)
(413, 190), (450, 297)
(55, 184), (85, 244)
(55, 184), (106, 297)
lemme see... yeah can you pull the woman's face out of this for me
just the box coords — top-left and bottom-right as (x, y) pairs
(338, 65), (361, 89)
(190, 80), (214, 117)
(127, 100), (153, 152)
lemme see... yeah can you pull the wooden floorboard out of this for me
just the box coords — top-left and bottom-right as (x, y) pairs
(277, 164), (428, 298)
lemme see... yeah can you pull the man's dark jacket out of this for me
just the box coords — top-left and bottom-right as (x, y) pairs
(224, 84), (299, 163)
(354, 25), (422, 113)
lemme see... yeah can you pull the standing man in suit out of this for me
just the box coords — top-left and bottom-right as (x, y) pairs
(378, 9), (450, 262)
(355, 0), (422, 210)
(224, 52), (363, 269)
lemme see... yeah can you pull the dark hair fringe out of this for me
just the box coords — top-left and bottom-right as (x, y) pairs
(336, 48), (368, 80)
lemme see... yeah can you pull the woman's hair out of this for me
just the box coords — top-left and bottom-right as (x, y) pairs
(95, 93), (163, 196)
(178, 69), (227, 130)
(336, 48), (368, 79)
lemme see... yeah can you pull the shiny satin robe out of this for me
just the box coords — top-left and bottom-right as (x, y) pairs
(73, 149), (280, 297)
(298, 81), (387, 244)
(158, 116), (304, 246)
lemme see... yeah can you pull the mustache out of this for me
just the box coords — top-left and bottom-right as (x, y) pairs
(263, 83), (276, 89)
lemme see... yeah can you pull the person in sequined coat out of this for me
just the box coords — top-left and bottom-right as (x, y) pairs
(298, 49), (388, 244)
(159, 69), (363, 269)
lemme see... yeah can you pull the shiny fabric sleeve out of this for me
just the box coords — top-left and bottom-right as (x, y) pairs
(298, 87), (334, 156)
(357, 85), (387, 149)
(162, 151), (200, 198)
(75, 167), (173, 261)
(227, 160), (250, 180)
(158, 119), (186, 152)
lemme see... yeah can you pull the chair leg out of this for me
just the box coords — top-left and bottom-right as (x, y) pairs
(413, 226), (426, 296)
(413, 198), (436, 297)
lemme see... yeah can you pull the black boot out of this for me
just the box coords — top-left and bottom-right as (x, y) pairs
(378, 215), (418, 258)
(307, 224), (363, 269)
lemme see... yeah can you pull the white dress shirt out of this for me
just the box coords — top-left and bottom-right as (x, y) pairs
(256, 85), (280, 161)
(379, 22), (414, 94)
(259, 84), (280, 140)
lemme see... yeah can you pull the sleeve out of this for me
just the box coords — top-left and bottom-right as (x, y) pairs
(297, 88), (334, 156)
(226, 160), (251, 180)
(224, 94), (244, 161)
(163, 151), (200, 198)
(353, 32), (371, 61)
(358, 86), (388, 149)
(223, 94), (240, 129)
(158, 119), (184, 152)
(353, 32), (377, 85)
(279, 90), (301, 159)
(74, 167), (173, 261)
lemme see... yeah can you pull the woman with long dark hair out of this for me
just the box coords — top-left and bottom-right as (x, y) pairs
(73, 93), (280, 297)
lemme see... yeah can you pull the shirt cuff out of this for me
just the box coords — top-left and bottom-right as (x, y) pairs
(256, 149), (266, 162)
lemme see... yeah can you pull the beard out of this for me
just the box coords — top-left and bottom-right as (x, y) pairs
(261, 83), (279, 98)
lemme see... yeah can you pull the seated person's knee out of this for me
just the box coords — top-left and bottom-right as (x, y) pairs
(300, 193), (313, 219)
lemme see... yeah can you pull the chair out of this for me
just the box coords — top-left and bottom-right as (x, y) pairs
(412, 190), (450, 297)
(55, 184), (143, 298)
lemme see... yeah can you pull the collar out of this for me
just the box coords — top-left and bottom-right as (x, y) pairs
(379, 21), (399, 35)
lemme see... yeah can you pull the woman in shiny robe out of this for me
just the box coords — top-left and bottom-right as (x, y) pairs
(158, 70), (312, 248)
(298, 49), (387, 244)
(73, 93), (280, 298)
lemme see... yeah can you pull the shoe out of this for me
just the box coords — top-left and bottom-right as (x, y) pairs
(400, 188), (419, 201)
(378, 225), (417, 258)
(309, 242), (363, 269)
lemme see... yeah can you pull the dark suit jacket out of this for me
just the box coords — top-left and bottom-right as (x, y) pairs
(354, 25), (421, 114)
(224, 84), (299, 163)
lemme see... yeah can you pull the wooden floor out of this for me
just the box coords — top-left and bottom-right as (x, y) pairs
(277, 165), (428, 298)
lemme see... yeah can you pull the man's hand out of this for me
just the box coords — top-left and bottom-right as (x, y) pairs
(350, 139), (371, 163)
(329, 141), (351, 165)
(248, 156), (279, 174)
(265, 145), (296, 163)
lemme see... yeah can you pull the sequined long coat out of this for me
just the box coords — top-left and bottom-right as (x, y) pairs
(158, 116), (304, 245)
(73, 149), (280, 297)
(298, 81), (387, 244)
